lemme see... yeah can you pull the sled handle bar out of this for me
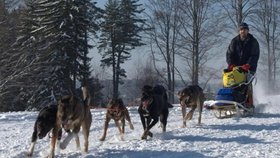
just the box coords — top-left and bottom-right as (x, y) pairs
(230, 72), (255, 89)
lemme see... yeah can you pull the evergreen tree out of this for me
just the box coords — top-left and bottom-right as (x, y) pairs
(98, 0), (146, 99)
(27, 0), (102, 109)
(0, 2), (26, 111)
(0, 0), (102, 110)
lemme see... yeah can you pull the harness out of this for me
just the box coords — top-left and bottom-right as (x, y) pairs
(107, 107), (126, 119)
(180, 95), (192, 108)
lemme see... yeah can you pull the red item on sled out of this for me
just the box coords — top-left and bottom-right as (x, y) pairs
(228, 64), (235, 71)
(241, 64), (250, 71)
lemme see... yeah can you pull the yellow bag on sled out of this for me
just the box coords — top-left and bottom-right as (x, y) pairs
(223, 67), (246, 87)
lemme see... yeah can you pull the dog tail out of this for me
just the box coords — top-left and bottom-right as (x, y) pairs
(81, 86), (90, 106)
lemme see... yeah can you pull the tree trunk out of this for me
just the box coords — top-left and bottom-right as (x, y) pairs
(114, 52), (122, 99)
(171, 40), (175, 104)
(238, 0), (243, 24)
(192, 0), (199, 85)
(112, 41), (117, 99)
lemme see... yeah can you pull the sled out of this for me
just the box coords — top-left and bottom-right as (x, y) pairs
(208, 99), (254, 119)
(206, 67), (256, 119)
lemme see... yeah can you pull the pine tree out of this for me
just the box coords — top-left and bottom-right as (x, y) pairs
(0, 1), (27, 111)
(27, 0), (102, 109)
(0, 0), (102, 110)
(99, 0), (146, 99)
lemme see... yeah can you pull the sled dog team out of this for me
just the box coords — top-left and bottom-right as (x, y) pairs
(27, 85), (205, 158)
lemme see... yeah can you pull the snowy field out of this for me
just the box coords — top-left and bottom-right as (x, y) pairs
(1, 96), (280, 158)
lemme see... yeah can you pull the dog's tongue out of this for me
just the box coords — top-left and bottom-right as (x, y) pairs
(143, 100), (149, 108)
(63, 124), (70, 130)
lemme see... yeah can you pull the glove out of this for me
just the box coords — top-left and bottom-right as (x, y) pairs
(228, 64), (235, 71)
(241, 64), (250, 71)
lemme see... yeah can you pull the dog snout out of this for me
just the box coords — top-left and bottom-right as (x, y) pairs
(62, 124), (70, 130)
(62, 121), (68, 127)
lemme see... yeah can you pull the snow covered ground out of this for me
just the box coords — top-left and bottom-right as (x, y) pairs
(1, 96), (280, 158)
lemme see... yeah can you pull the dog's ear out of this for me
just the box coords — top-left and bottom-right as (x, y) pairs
(81, 86), (88, 101)
(70, 96), (77, 105)
(118, 98), (124, 106)
(58, 98), (62, 105)
(184, 88), (192, 98)
(179, 92), (186, 100)
(177, 91), (181, 96)
(58, 97), (64, 106)
(107, 99), (113, 108)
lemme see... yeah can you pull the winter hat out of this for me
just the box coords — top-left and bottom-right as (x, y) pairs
(239, 22), (249, 30)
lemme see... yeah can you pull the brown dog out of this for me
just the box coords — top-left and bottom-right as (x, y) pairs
(100, 98), (134, 141)
(49, 87), (92, 158)
(178, 85), (205, 127)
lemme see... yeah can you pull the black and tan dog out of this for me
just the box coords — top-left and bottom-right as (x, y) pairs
(99, 98), (134, 141)
(27, 104), (62, 157)
(48, 87), (92, 158)
(178, 85), (205, 127)
(138, 85), (169, 140)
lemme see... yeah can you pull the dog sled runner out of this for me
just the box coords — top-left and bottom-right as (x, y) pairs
(206, 66), (256, 119)
(208, 98), (254, 119)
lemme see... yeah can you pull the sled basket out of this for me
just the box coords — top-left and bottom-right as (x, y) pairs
(205, 69), (256, 119)
(223, 67), (246, 88)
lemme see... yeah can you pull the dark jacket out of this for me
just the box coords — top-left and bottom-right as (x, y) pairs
(226, 33), (260, 72)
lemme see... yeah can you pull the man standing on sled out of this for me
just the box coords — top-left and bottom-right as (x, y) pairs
(226, 22), (260, 108)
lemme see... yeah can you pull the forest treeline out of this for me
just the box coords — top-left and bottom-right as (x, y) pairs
(0, 0), (280, 111)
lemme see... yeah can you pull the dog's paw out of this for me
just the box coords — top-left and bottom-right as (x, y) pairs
(46, 151), (55, 158)
(83, 145), (89, 153)
(141, 132), (148, 140)
(76, 146), (81, 151)
(26, 152), (32, 157)
(99, 137), (105, 141)
(148, 131), (153, 137)
(141, 131), (153, 140)
(130, 124), (134, 130)
(141, 135), (147, 140)
(120, 134), (124, 141)
(181, 124), (187, 128)
(181, 121), (187, 128)
(47, 155), (55, 158)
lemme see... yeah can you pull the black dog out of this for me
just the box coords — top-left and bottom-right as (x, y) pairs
(138, 85), (169, 140)
(27, 104), (62, 157)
